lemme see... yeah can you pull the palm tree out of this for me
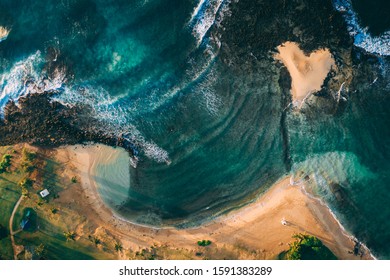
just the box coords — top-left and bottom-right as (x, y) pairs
(115, 242), (123, 252)
(93, 237), (101, 247)
(64, 231), (76, 241)
(35, 244), (46, 258)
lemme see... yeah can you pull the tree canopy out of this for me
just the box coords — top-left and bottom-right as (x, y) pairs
(285, 233), (337, 260)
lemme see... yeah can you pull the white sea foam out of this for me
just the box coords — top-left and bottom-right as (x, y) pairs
(0, 50), (68, 113)
(189, 0), (230, 46)
(0, 51), (42, 112)
(135, 0), (231, 116)
(333, 0), (390, 56)
(189, 0), (208, 24)
(144, 40), (220, 112)
(0, 26), (10, 42)
(53, 85), (171, 164)
(195, 68), (221, 115)
(292, 151), (375, 184)
(290, 152), (378, 259)
(0, 50), (169, 164)
(296, 176), (377, 260)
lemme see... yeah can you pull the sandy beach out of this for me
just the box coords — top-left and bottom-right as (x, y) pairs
(275, 41), (335, 105)
(56, 144), (372, 260)
(0, 26), (10, 42)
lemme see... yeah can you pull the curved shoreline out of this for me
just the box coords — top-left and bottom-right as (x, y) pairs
(57, 144), (374, 259)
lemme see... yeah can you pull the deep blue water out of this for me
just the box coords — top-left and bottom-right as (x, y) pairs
(0, 0), (390, 258)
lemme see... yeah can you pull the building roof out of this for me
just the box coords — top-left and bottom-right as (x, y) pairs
(39, 189), (50, 198)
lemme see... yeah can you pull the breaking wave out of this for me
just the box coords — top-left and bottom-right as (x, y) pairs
(188, 0), (230, 46)
(0, 51), (66, 113)
(0, 50), (170, 165)
(53, 85), (171, 164)
(333, 0), (390, 56)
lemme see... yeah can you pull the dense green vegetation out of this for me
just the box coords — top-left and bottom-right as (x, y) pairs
(0, 154), (12, 173)
(21, 148), (37, 173)
(197, 240), (212, 247)
(285, 234), (337, 260)
(64, 231), (77, 242)
(0, 224), (7, 240)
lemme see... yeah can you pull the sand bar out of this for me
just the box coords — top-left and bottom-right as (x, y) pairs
(275, 41), (335, 104)
(58, 144), (372, 259)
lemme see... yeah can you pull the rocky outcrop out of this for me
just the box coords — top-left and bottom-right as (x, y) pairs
(0, 92), (135, 155)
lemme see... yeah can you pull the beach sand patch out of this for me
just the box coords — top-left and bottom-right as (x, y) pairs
(0, 26), (11, 42)
(275, 41), (335, 105)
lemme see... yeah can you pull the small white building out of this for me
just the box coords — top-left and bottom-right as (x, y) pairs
(40, 189), (50, 198)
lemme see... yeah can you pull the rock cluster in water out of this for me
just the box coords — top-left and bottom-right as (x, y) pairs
(0, 92), (136, 155)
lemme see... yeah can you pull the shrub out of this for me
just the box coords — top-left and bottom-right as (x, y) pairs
(20, 148), (37, 173)
(64, 231), (77, 241)
(21, 163), (35, 173)
(93, 237), (101, 247)
(34, 244), (46, 259)
(21, 187), (29, 197)
(19, 178), (33, 188)
(197, 240), (212, 247)
(115, 242), (123, 252)
(22, 148), (36, 162)
(0, 154), (12, 173)
(285, 233), (337, 260)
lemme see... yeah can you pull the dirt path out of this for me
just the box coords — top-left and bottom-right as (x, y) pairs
(9, 195), (23, 260)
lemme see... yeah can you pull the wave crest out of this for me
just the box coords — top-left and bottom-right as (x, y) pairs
(0, 50), (68, 113)
(188, 0), (230, 46)
(53, 85), (171, 164)
(333, 0), (390, 56)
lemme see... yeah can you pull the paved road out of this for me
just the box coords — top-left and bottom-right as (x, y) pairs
(9, 195), (23, 260)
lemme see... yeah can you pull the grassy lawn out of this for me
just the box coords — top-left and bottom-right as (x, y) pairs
(0, 236), (13, 259)
(0, 145), (114, 260)
(13, 198), (114, 260)
(0, 146), (23, 259)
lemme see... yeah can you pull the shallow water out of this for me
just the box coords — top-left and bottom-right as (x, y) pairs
(92, 146), (131, 210)
(0, 0), (390, 258)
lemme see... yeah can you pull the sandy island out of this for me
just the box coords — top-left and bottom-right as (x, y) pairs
(0, 26), (10, 42)
(275, 41), (335, 105)
(55, 145), (372, 259)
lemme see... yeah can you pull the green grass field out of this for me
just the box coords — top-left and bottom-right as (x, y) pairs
(0, 146), (23, 259)
(0, 145), (115, 260)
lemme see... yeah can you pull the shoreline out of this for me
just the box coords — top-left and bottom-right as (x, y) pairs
(59, 144), (373, 260)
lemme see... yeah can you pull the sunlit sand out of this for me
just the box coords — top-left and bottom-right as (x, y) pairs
(0, 26), (11, 42)
(275, 41), (335, 105)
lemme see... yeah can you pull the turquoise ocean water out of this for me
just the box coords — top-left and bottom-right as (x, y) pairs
(0, 0), (389, 258)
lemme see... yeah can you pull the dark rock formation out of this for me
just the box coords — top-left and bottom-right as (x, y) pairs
(0, 92), (135, 155)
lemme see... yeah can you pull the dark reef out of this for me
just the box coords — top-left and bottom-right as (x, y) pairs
(0, 92), (135, 155)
